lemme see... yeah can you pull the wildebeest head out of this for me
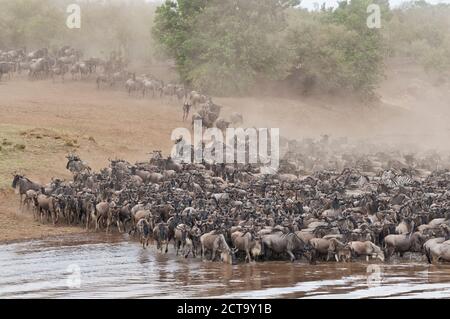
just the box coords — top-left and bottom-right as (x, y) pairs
(12, 174), (22, 189)
(220, 247), (238, 265)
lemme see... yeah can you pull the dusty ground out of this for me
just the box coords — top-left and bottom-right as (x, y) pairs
(0, 61), (449, 243)
(0, 77), (184, 243)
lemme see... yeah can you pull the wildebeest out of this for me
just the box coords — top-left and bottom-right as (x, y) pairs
(262, 232), (310, 262)
(50, 62), (69, 83)
(230, 112), (244, 126)
(12, 174), (42, 209)
(29, 58), (50, 80)
(153, 222), (169, 253)
(188, 91), (208, 108)
(125, 75), (144, 96)
(66, 155), (91, 175)
(174, 224), (189, 256)
(200, 231), (236, 264)
(89, 201), (115, 232)
(136, 218), (151, 248)
(33, 194), (59, 225)
(96, 73), (111, 89)
(348, 241), (385, 262)
(143, 78), (163, 98)
(0, 62), (15, 81)
(231, 230), (262, 262)
(383, 232), (425, 259)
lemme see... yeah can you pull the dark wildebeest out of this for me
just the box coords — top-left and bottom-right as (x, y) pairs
(262, 232), (311, 262)
(12, 175), (42, 210)
(174, 224), (189, 256)
(153, 222), (169, 253)
(136, 218), (151, 248)
(116, 203), (133, 233)
(383, 232), (425, 260)
(0, 62), (14, 81)
(153, 204), (174, 222)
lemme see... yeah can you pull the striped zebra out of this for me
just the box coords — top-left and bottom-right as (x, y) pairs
(380, 170), (413, 188)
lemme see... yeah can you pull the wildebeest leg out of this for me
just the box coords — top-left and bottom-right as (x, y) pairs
(326, 251), (333, 262)
(156, 239), (161, 252)
(116, 220), (122, 233)
(96, 215), (101, 231)
(211, 247), (218, 261)
(40, 208), (45, 224)
(33, 205), (38, 220)
(19, 193), (24, 212)
(287, 250), (296, 262)
(106, 217), (111, 234)
(383, 247), (392, 261)
(245, 249), (251, 263)
(51, 208), (57, 225)
(366, 255), (370, 262)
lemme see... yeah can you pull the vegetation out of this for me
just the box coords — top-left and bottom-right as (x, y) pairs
(0, 0), (449, 97)
(153, 0), (449, 97)
(153, 0), (300, 95)
(386, 1), (450, 78)
(0, 0), (157, 62)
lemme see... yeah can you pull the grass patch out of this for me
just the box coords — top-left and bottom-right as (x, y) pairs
(0, 124), (76, 190)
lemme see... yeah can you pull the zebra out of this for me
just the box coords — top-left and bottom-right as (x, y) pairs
(381, 170), (414, 188)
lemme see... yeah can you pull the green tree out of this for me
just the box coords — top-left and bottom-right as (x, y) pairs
(153, 0), (299, 94)
(0, 0), (64, 49)
(324, 0), (388, 96)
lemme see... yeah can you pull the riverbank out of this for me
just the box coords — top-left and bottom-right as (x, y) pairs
(0, 190), (85, 244)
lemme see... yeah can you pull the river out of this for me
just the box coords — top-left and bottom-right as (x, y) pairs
(1, 234), (449, 298)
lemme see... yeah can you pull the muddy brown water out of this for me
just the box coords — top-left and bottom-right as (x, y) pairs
(1, 233), (449, 299)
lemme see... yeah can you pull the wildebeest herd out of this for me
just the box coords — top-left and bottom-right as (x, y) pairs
(1, 46), (191, 102)
(1, 46), (243, 129)
(0, 46), (93, 82)
(11, 135), (450, 265)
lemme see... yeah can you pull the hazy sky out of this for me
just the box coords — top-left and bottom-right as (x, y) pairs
(146, 0), (450, 9)
(300, 0), (450, 10)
